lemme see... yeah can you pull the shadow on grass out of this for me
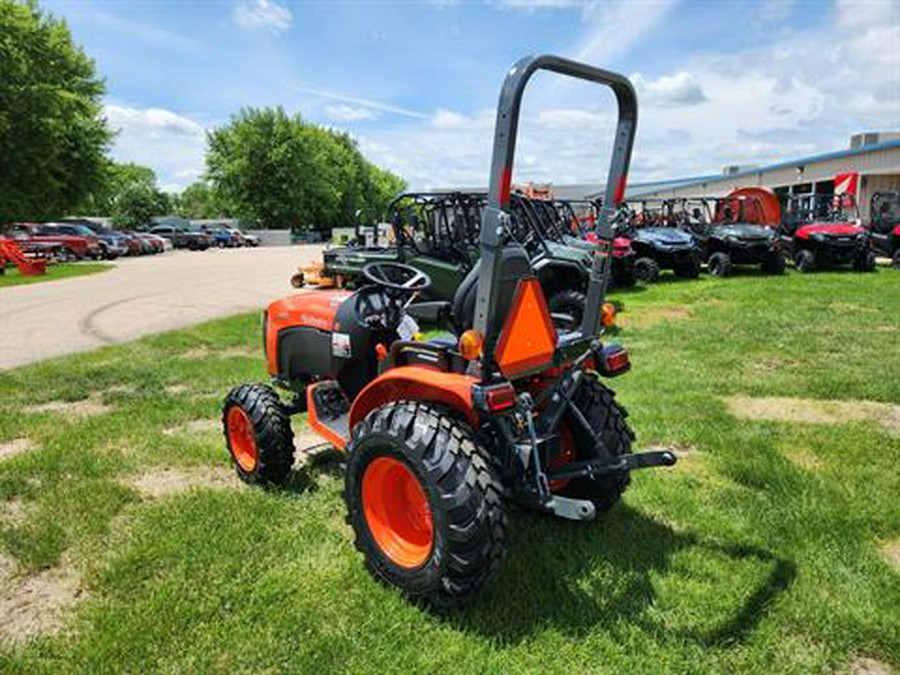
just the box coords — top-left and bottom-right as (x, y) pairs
(454, 505), (796, 648)
(281, 445), (345, 495)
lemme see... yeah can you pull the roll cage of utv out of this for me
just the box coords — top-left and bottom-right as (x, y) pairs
(868, 191), (900, 267)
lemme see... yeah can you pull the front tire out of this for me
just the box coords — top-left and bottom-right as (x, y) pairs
(708, 252), (731, 277)
(633, 257), (660, 283)
(795, 249), (816, 273)
(548, 289), (586, 332)
(222, 384), (295, 486)
(344, 402), (508, 609)
(853, 250), (876, 272)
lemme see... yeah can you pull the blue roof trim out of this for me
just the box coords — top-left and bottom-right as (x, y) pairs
(626, 138), (900, 195)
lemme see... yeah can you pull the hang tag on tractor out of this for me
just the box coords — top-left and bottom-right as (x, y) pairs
(332, 332), (352, 358)
(397, 315), (419, 342)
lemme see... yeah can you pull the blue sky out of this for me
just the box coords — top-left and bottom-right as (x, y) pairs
(44, 0), (899, 192)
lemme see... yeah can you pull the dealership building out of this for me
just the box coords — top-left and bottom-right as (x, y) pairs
(612, 132), (900, 221)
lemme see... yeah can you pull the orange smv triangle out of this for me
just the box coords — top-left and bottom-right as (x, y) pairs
(495, 278), (558, 379)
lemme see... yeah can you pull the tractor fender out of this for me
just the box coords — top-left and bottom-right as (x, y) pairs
(348, 366), (479, 430)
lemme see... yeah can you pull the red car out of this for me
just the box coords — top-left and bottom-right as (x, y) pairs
(6, 223), (100, 261)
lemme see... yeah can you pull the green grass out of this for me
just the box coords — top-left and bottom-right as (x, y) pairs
(0, 268), (898, 673)
(0, 263), (113, 288)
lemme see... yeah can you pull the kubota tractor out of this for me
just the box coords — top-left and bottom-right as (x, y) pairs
(222, 55), (676, 607)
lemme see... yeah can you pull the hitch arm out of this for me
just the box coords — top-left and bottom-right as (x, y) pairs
(545, 449), (677, 481)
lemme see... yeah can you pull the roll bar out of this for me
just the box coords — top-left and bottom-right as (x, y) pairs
(472, 54), (638, 367)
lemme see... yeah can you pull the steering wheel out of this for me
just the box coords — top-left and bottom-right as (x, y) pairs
(359, 262), (431, 331)
(362, 262), (431, 295)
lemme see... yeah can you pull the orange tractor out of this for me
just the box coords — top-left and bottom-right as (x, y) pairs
(222, 55), (676, 607)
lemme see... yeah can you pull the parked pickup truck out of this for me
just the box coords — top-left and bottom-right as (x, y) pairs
(5, 223), (101, 260)
(149, 225), (212, 250)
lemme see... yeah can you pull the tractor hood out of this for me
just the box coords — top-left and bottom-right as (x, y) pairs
(712, 224), (776, 241)
(633, 227), (695, 247)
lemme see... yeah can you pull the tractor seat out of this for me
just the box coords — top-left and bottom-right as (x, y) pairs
(452, 245), (532, 334)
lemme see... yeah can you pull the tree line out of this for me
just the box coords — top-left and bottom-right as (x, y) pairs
(0, 0), (406, 230)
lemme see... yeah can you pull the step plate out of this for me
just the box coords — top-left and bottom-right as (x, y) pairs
(306, 381), (350, 450)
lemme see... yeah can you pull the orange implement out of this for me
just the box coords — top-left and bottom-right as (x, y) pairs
(0, 239), (47, 276)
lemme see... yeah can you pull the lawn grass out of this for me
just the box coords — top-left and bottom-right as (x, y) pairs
(0, 268), (898, 673)
(0, 262), (113, 288)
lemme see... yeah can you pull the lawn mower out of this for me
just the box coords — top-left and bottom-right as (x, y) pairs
(222, 55), (676, 608)
(612, 199), (701, 282)
(867, 191), (900, 268)
(780, 193), (874, 272)
(681, 189), (786, 277)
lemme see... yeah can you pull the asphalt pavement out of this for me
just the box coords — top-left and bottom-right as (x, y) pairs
(0, 245), (322, 370)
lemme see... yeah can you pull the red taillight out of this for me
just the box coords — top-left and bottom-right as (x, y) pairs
(604, 348), (630, 374)
(484, 384), (517, 412)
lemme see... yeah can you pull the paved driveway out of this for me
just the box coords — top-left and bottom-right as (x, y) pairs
(0, 246), (322, 370)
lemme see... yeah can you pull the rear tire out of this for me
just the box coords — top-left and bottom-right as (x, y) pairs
(761, 250), (786, 275)
(556, 378), (633, 513)
(548, 289), (586, 332)
(222, 384), (295, 486)
(892, 250), (900, 269)
(633, 257), (660, 283)
(853, 250), (876, 272)
(344, 402), (508, 609)
(708, 252), (732, 277)
(795, 249), (816, 273)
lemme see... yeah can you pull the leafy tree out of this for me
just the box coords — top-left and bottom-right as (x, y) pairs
(78, 161), (158, 215)
(177, 180), (228, 219)
(206, 107), (405, 230)
(0, 0), (111, 223)
(110, 182), (167, 229)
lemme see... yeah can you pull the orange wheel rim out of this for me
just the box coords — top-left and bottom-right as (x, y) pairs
(362, 456), (433, 568)
(227, 406), (258, 472)
(548, 424), (577, 492)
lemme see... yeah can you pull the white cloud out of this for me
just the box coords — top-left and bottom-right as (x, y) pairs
(631, 71), (707, 106)
(288, 84), (428, 119)
(431, 108), (473, 129)
(361, 0), (899, 190)
(538, 108), (609, 129)
(104, 105), (207, 191)
(576, 0), (679, 64)
(233, 0), (293, 32)
(324, 104), (377, 121)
